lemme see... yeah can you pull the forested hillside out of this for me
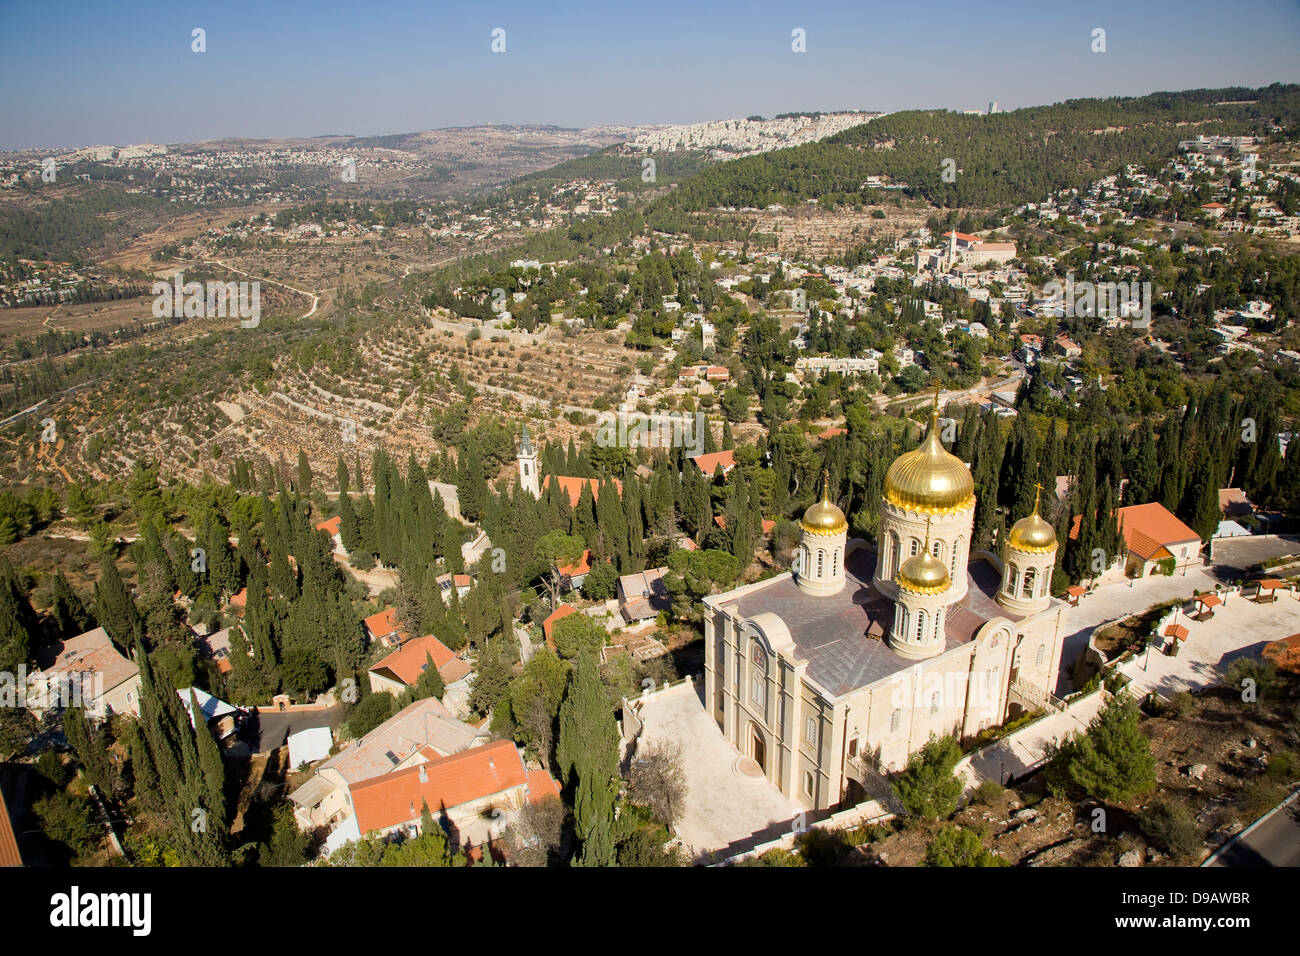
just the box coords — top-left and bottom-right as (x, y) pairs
(654, 84), (1300, 212)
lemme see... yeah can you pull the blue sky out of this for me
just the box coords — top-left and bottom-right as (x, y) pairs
(1, 0), (1298, 149)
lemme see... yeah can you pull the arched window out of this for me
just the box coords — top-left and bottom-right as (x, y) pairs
(832, 548), (840, 577)
(1022, 567), (1036, 598)
(750, 642), (767, 710)
(952, 537), (963, 576)
(1035, 644), (1046, 667)
(935, 608), (944, 640)
(1040, 572), (1050, 597)
(916, 609), (928, 641)
(889, 708), (901, 732)
(910, 538), (920, 556)
(930, 692), (940, 715)
(890, 531), (901, 577)
(932, 539), (942, 560)
(817, 550), (825, 577)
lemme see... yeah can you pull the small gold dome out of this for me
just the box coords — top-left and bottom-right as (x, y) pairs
(884, 401), (975, 513)
(896, 549), (951, 595)
(802, 471), (847, 536)
(1008, 487), (1057, 553)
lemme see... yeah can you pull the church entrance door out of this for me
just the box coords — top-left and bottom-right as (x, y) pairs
(749, 726), (766, 773)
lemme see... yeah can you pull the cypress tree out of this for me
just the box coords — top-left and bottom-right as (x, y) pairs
(49, 571), (94, 640)
(93, 556), (143, 654)
(556, 650), (619, 867)
(0, 557), (39, 674)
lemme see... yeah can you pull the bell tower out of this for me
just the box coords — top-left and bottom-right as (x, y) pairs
(517, 424), (539, 498)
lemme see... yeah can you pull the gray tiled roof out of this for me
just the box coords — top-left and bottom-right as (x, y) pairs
(722, 548), (1018, 698)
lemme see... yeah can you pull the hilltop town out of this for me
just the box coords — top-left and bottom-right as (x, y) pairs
(2, 82), (1300, 878)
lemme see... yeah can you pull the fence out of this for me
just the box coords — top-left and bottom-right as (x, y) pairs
(953, 685), (1108, 791)
(716, 801), (896, 865)
(618, 674), (701, 743)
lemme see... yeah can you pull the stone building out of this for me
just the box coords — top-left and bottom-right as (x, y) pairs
(702, 403), (1069, 811)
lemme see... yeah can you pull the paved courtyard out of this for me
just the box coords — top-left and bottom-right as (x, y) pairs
(629, 681), (802, 861)
(1057, 566), (1222, 694)
(1207, 533), (1300, 576)
(1117, 588), (1300, 698)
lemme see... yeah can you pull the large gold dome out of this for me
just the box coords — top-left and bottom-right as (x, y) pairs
(884, 405), (974, 513)
(896, 549), (951, 595)
(802, 473), (848, 535)
(1007, 488), (1057, 553)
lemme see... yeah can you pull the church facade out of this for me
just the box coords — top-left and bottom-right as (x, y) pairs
(702, 404), (1068, 812)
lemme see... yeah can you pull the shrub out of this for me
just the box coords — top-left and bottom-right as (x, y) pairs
(794, 827), (858, 866)
(1138, 799), (1202, 858)
(1240, 780), (1288, 819)
(1225, 658), (1279, 701)
(974, 779), (1006, 806)
(1162, 691), (1197, 718)
(1264, 750), (1297, 781)
(735, 847), (806, 867)
(892, 734), (964, 819)
(924, 825), (1008, 867)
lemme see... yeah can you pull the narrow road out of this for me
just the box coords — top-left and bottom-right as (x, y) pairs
(203, 259), (319, 319)
(1205, 789), (1300, 867)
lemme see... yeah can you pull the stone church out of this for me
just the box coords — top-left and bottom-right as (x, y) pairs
(702, 402), (1069, 811)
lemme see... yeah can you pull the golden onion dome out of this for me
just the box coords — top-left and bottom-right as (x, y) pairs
(802, 470), (848, 535)
(1007, 486), (1058, 553)
(884, 400), (975, 513)
(896, 549), (951, 595)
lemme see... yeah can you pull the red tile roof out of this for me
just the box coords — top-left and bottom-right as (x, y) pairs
(438, 658), (474, 685)
(315, 515), (342, 536)
(1263, 633), (1300, 674)
(350, 740), (527, 835)
(558, 549), (592, 577)
(1069, 502), (1201, 560)
(714, 515), (776, 534)
(0, 785), (21, 867)
(526, 767), (561, 805)
(1218, 487), (1252, 516)
(688, 449), (736, 476)
(38, 627), (139, 694)
(369, 634), (457, 686)
(544, 475), (623, 508)
(543, 604), (580, 648)
(818, 426), (847, 440)
(363, 607), (404, 642)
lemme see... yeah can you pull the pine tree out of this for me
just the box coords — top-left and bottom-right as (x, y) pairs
(1062, 695), (1156, 801)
